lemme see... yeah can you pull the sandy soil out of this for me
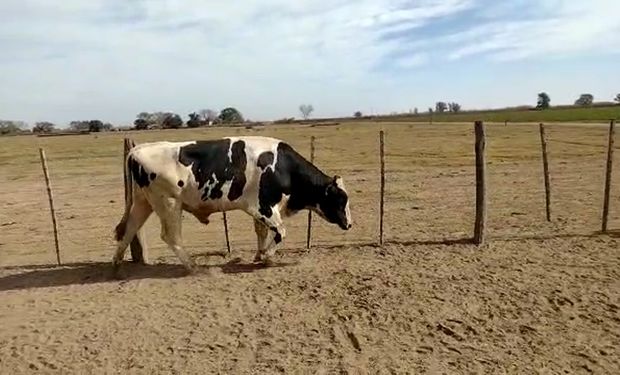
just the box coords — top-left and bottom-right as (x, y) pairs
(1, 122), (619, 373)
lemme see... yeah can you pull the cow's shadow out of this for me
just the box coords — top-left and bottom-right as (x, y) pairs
(0, 258), (297, 292)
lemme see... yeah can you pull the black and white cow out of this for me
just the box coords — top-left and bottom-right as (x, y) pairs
(113, 136), (352, 273)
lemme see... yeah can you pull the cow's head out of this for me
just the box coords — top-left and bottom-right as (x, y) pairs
(318, 175), (352, 230)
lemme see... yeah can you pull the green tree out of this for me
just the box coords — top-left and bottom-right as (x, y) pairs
(218, 107), (244, 123)
(574, 94), (593, 106)
(435, 102), (447, 113)
(187, 112), (203, 128)
(615, 93), (620, 104)
(88, 120), (104, 132)
(134, 118), (149, 130)
(162, 113), (183, 129)
(537, 92), (551, 109)
(354, 111), (362, 118)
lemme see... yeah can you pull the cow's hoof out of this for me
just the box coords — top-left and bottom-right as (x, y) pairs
(261, 257), (276, 267)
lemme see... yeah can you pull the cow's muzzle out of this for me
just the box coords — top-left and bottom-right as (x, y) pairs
(339, 222), (352, 230)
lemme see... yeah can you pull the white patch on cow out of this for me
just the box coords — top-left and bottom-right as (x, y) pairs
(203, 172), (218, 198)
(225, 135), (281, 207)
(335, 176), (352, 226)
(227, 142), (233, 163)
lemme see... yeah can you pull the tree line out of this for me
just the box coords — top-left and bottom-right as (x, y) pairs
(538, 92), (620, 109)
(1, 93), (619, 136)
(134, 107), (245, 130)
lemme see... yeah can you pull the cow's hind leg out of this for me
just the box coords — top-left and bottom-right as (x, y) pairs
(152, 196), (196, 273)
(112, 194), (153, 271)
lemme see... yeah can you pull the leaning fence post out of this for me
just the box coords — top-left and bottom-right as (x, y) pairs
(222, 212), (231, 255)
(538, 124), (552, 222)
(123, 138), (148, 263)
(602, 119), (616, 233)
(473, 121), (487, 245)
(306, 136), (316, 249)
(379, 130), (386, 246)
(39, 148), (61, 265)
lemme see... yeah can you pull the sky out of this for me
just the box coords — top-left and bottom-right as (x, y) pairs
(1, 0), (619, 126)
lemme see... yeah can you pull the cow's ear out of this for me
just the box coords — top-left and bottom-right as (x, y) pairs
(333, 175), (341, 183)
(326, 180), (337, 195)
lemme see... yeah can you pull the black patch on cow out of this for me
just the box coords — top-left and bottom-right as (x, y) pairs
(177, 180), (185, 188)
(256, 142), (333, 218)
(227, 141), (247, 201)
(149, 173), (157, 181)
(257, 151), (274, 170)
(209, 185), (223, 199)
(274, 232), (282, 244)
(178, 139), (247, 202)
(258, 167), (280, 218)
(128, 156), (150, 188)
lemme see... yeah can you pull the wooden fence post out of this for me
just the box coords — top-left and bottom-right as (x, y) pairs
(539, 123), (552, 222)
(379, 130), (386, 246)
(602, 119), (616, 233)
(123, 138), (148, 263)
(39, 148), (61, 265)
(306, 136), (316, 249)
(222, 212), (231, 255)
(473, 121), (487, 245)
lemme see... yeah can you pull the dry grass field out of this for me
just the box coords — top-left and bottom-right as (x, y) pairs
(1, 121), (619, 373)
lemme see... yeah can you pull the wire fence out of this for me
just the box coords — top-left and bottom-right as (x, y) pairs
(0, 120), (618, 268)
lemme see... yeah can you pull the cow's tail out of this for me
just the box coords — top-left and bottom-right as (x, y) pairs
(114, 153), (148, 242)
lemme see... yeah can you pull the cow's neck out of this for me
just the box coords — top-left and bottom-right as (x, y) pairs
(283, 151), (331, 212)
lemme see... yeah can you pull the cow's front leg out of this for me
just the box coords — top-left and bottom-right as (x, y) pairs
(247, 207), (286, 265)
(253, 218), (270, 262)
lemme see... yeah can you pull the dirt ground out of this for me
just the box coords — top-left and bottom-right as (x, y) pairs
(1, 121), (619, 373)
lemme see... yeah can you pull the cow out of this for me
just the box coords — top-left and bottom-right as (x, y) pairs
(112, 136), (352, 274)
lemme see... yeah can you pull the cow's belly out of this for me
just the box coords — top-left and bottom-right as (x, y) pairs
(180, 189), (246, 222)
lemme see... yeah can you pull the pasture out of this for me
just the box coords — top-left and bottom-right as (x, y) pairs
(1, 121), (619, 373)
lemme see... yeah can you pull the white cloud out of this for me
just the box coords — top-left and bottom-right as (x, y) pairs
(393, 53), (429, 68)
(446, 1), (620, 61)
(0, 0), (618, 125)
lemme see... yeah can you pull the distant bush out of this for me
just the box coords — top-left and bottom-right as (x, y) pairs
(274, 117), (296, 124)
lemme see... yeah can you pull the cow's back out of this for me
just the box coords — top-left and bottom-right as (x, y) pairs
(128, 141), (195, 191)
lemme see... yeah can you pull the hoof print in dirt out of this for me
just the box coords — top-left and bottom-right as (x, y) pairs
(346, 330), (362, 352)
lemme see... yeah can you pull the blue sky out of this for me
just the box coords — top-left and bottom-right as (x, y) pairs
(1, 0), (619, 126)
